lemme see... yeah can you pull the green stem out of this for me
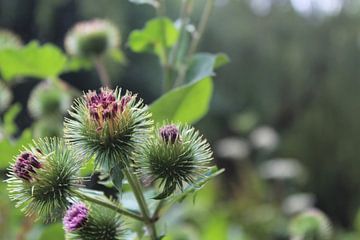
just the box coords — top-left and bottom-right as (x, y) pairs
(93, 56), (111, 87)
(156, 0), (172, 93)
(174, 0), (214, 87)
(74, 189), (144, 221)
(123, 167), (158, 239)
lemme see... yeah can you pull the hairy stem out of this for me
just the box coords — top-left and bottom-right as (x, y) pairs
(123, 167), (158, 239)
(74, 189), (144, 221)
(94, 56), (111, 87)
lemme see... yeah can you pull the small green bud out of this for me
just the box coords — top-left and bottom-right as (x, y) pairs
(7, 138), (82, 222)
(138, 124), (213, 199)
(28, 81), (72, 119)
(64, 202), (124, 240)
(64, 88), (152, 170)
(65, 19), (120, 57)
(289, 208), (332, 240)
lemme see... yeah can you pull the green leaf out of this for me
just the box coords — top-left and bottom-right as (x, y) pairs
(0, 129), (32, 169)
(110, 165), (124, 193)
(3, 103), (21, 135)
(185, 53), (229, 83)
(63, 56), (92, 73)
(0, 41), (67, 80)
(150, 77), (213, 124)
(128, 17), (179, 62)
(109, 48), (126, 64)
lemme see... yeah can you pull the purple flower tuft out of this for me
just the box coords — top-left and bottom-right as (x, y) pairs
(13, 152), (41, 181)
(86, 88), (119, 122)
(63, 202), (89, 232)
(160, 125), (180, 144)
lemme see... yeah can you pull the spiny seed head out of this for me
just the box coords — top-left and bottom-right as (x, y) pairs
(7, 138), (82, 222)
(13, 152), (41, 181)
(64, 88), (153, 171)
(159, 124), (180, 144)
(63, 202), (89, 232)
(65, 203), (124, 240)
(137, 124), (213, 199)
(65, 19), (120, 57)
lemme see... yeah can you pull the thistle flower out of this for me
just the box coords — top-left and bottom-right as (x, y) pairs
(64, 88), (152, 170)
(65, 19), (120, 57)
(65, 202), (124, 240)
(7, 138), (82, 222)
(138, 124), (213, 199)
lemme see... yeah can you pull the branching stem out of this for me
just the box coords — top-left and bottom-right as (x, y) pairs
(123, 166), (158, 240)
(74, 189), (144, 221)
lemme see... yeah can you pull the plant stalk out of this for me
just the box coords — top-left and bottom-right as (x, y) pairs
(93, 56), (111, 87)
(123, 167), (158, 239)
(174, 0), (214, 87)
(74, 189), (144, 221)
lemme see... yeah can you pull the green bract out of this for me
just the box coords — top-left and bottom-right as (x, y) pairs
(65, 203), (124, 240)
(138, 124), (213, 199)
(65, 19), (120, 57)
(64, 88), (153, 171)
(6, 138), (82, 222)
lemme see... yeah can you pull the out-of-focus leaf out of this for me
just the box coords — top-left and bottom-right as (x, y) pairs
(80, 157), (95, 176)
(128, 17), (179, 62)
(3, 103), (21, 135)
(0, 41), (67, 80)
(63, 56), (92, 73)
(0, 129), (32, 169)
(185, 53), (229, 83)
(0, 81), (12, 113)
(109, 48), (126, 64)
(150, 77), (213, 124)
(38, 223), (64, 240)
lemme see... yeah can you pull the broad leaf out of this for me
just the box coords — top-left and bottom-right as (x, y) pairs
(128, 17), (179, 62)
(0, 41), (67, 80)
(185, 53), (229, 83)
(150, 77), (213, 124)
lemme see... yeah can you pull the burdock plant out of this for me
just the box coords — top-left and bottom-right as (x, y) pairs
(6, 0), (226, 238)
(6, 87), (221, 239)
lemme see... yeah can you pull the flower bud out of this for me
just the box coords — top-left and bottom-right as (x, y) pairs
(65, 203), (123, 240)
(63, 202), (89, 232)
(138, 124), (213, 199)
(65, 19), (120, 57)
(64, 88), (152, 170)
(7, 138), (82, 222)
(160, 124), (180, 144)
